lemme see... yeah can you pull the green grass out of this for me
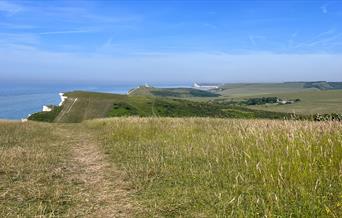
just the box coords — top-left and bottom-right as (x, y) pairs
(130, 86), (220, 98)
(2, 117), (341, 216)
(0, 121), (75, 216)
(246, 90), (342, 114)
(216, 82), (314, 97)
(28, 105), (63, 122)
(29, 91), (300, 123)
(88, 117), (342, 217)
(209, 83), (342, 114)
(216, 82), (342, 98)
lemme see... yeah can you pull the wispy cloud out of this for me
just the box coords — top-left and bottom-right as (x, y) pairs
(321, 4), (328, 14)
(0, 1), (23, 14)
(39, 29), (95, 35)
(248, 35), (265, 46)
(291, 29), (342, 51)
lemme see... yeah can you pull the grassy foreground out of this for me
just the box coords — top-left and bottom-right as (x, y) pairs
(0, 121), (74, 216)
(1, 118), (341, 217)
(0, 121), (131, 217)
(88, 118), (342, 217)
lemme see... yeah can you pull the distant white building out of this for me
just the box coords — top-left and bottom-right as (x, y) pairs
(193, 83), (219, 90)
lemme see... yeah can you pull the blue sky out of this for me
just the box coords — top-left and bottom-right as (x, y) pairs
(0, 0), (342, 84)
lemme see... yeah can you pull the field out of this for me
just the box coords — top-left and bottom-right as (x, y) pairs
(130, 86), (220, 98)
(216, 82), (314, 97)
(128, 83), (342, 115)
(91, 118), (341, 217)
(1, 118), (341, 217)
(216, 82), (342, 97)
(207, 83), (342, 115)
(243, 90), (342, 114)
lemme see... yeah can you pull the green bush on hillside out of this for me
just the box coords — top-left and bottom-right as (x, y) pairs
(28, 106), (62, 122)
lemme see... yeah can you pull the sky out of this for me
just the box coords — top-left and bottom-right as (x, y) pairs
(0, 0), (342, 84)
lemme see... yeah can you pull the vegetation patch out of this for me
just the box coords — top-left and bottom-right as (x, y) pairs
(108, 102), (139, 117)
(150, 88), (220, 98)
(130, 86), (220, 98)
(90, 118), (342, 217)
(28, 105), (62, 122)
(313, 113), (342, 121)
(243, 97), (300, 105)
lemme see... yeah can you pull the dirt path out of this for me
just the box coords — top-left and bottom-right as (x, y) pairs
(57, 125), (136, 217)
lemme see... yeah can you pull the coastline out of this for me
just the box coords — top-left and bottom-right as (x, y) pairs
(0, 84), (191, 121)
(23, 92), (67, 122)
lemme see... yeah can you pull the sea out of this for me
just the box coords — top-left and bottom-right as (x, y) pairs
(0, 83), (191, 120)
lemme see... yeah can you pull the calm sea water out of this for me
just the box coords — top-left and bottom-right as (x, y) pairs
(0, 83), (190, 120)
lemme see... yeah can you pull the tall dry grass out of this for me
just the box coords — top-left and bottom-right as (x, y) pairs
(0, 121), (75, 216)
(89, 118), (342, 217)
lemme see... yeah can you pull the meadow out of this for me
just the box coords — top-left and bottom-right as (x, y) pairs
(246, 90), (342, 114)
(88, 118), (342, 217)
(1, 118), (341, 217)
(0, 121), (75, 216)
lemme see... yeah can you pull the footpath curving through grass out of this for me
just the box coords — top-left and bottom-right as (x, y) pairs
(88, 118), (342, 217)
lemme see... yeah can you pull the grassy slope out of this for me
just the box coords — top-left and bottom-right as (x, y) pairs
(216, 82), (314, 97)
(212, 83), (342, 114)
(48, 91), (297, 123)
(88, 117), (342, 217)
(28, 106), (63, 122)
(130, 86), (220, 98)
(246, 90), (342, 114)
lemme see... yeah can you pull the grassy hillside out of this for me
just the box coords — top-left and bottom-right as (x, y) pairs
(216, 82), (312, 97)
(27, 105), (62, 122)
(216, 82), (342, 97)
(246, 90), (342, 114)
(130, 86), (220, 98)
(211, 83), (342, 114)
(303, 81), (342, 90)
(29, 91), (298, 123)
(88, 118), (342, 217)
